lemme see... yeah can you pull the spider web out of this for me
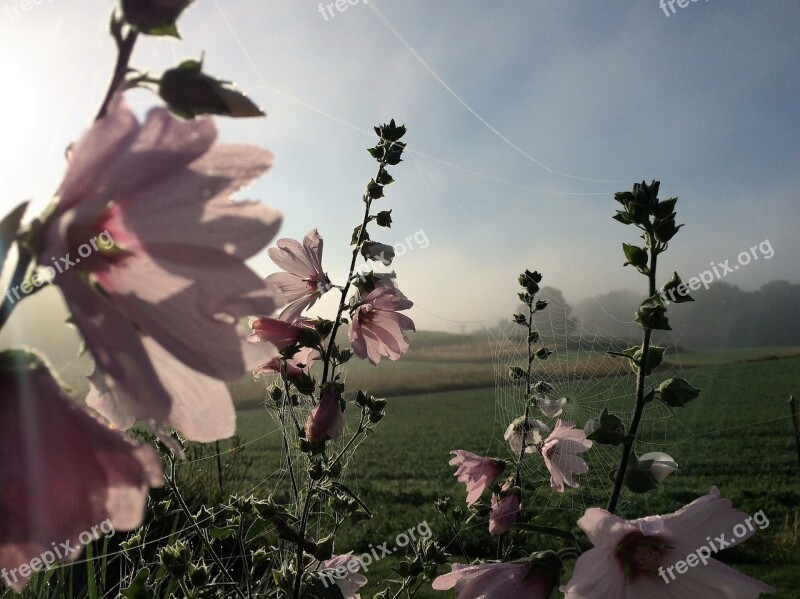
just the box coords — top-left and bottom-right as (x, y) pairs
(490, 289), (697, 512)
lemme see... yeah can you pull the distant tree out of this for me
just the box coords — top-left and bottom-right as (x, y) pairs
(573, 289), (642, 340)
(516, 286), (579, 337)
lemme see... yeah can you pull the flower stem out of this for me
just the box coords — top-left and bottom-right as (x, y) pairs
(607, 250), (658, 515)
(281, 373), (300, 504)
(321, 160), (386, 384)
(95, 21), (138, 121)
(514, 300), (536, 491)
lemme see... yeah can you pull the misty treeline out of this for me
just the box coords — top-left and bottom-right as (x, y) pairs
(570, 280), (800, 349)
(480, 282), (799, 350)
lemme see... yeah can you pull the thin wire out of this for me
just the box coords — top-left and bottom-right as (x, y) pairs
(365, 0), (627, 186)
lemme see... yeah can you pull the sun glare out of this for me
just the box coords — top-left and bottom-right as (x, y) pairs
(0, 57), (41, 214)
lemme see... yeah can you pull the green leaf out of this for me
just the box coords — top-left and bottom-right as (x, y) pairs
(622, 243), (648, 269)
(367, 179), (384, 199)
(654, 197), (678, 219)
(120, 568), (151, 599)
(376, 210), (393, 227)
(612, 211), (634, 225)
(660, 271), (694, 304)
(376, 168), (394, 185)
(653, 215), (683, 244)
(159, 63), (265, 119)
(658, 377), (701, 408)
(609, 346), (665, 375)
(139, 23), (180, 38)
(624, 461), (659, 493)
(245, 518), (268, 543)
(585, 408), (625, 445)
(351, 225), (369, 246)
(509, 366), (527, 380)
(635, 298), (671, 331)
(208, 526), (235, 540)
(640, 346), (666, 375)
(330, 482), (372, 518)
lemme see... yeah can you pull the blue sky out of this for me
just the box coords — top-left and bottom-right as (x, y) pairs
(1, 0), (798, 333)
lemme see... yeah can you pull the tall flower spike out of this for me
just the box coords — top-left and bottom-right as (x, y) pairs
(267, 229), (331, 323)
(0, 351), (163, 592)
(562, 487), (775, 599)
(39, 96), (282, 443)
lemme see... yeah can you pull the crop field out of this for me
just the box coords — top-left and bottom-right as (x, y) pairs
(216, 345), (800, 598)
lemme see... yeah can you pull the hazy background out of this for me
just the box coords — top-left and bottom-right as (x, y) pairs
(2, 0), (799, 362)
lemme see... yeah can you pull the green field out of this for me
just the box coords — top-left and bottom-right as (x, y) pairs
(221, 348), (800, 598)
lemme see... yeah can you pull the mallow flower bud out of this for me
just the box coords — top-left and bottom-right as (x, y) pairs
(122, 0), (192, 36)
(160, 59), (265, 119)
(638, 451), (678, 483)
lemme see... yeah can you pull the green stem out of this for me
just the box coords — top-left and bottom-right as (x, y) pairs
(607, 249), (658, 514)
(95, 27), (138, 121)
(514, 300), (535, 490)
(281, 373), (300, 503)
(321, 161), (386, 385)
(292, 482), (317, 599)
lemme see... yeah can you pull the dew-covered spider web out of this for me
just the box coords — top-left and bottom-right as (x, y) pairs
(490, 289), (698, 512)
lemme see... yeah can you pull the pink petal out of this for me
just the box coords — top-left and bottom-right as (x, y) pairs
(562, 547), (628, 598)
(576, 508), (636, 550)
(96, 244), (279, 381)
(269, 237), (315, 276)
(0, 359), (162, 592)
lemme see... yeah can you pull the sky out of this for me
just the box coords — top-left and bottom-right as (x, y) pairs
(1, 0), (799, 337)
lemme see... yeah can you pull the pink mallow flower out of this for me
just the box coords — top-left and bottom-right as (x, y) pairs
(433, 561), (557, 599)
(315, 552), (367, 599)
(562, 487), (775, 599)
(248, 316), (318, 351)
(249, 316), (320, 382)
(254, 346), (319, 383)
(489, 486), (521, 536)
(541, 419), (592, 492)
(0, 351), (163, 592)
(267, 229), (330, 323)
(39, 96), (283, 443)
(305, 385), (345, 444)
(449, 450), (505, 506)
(349, 287), (415, 365)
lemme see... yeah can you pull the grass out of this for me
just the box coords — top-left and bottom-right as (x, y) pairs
(227, 350), (800, 598)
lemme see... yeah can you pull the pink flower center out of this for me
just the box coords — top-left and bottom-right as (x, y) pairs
(616, 532), (670, 579)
